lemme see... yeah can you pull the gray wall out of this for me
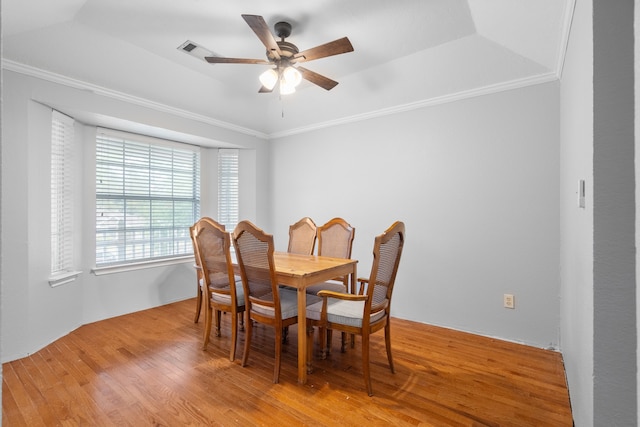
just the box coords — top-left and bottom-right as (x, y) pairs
(0, 71), (270, 361)
(637, 1), (640, 424)
(593, 0), (636, 424)
(269, 82), (561, 348)
(5, 71), (563, 356)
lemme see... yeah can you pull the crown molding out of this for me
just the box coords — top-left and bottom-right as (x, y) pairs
(1, 59), (269, 140)
(556, 0), (577, 78)
(268, 71), (559, 139)
(3, 59), (559, 142)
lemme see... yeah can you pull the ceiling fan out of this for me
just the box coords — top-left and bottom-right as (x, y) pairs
(205, 14), (354, 94)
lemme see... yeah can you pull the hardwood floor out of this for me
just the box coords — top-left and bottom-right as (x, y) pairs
(3, 298), (572, 426)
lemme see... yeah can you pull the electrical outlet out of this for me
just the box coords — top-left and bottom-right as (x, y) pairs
(503, 294), (515, 309)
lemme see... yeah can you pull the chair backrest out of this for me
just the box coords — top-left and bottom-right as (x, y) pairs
(190, 218), (225, 268)
(366, 221), (405, 313)
(192, 217), (237, 302)
(190, 224), (200, 268)
(317, 217), (355, 259)
(232, 220), (281, 316)
(287, 217), (317, 255)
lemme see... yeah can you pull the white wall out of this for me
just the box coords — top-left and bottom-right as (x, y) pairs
(559, 0), (595, 425)
(561, 1), (637, 425)
(1, 70), (269, 361)
(269, 82), (561, 348)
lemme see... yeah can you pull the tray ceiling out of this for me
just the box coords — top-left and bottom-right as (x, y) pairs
(2, 0), (574, 138)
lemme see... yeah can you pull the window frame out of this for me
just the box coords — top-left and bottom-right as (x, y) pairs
(217, 148), (239, 232)
(93, 128), (201, 273)
(49, 110), (81, 286)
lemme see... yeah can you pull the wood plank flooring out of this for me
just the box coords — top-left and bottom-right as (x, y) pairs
(3, 298), (572, 426)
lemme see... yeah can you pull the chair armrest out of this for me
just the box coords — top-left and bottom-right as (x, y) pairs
(317, 290), (367, 302)
(356, 277), (369, 295)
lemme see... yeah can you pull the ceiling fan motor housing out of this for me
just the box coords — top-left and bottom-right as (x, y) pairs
(274, 21), (292, 39)
(266, 22), (298, 63)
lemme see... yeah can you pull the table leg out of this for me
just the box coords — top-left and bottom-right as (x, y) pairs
(297, 287), (307, 384)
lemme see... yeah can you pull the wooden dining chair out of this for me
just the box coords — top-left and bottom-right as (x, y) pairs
(190, 223), (204, 323)
(282, 217), (317, 343)
(303, 218), (355, 350)
(287, 217), (317, 255)
(232, 220), (320, 383)
(306, 221), (405, 396)
(192, 217), (245, 361)
(305, 217), (355, 295)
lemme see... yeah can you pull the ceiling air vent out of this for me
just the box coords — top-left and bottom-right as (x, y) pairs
(177, 40), (217, 63)
(182, 42), (197, 52)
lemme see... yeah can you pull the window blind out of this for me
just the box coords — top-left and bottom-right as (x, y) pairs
(51, 110), (75, 274)
(96, 129), (201, 266)
(218, 149), (239, 231)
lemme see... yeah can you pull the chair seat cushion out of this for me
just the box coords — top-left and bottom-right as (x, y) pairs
(252, 288), (321, 320)
(200, 276), (245, 306)
(305, 281), (348, 295)
(306, 297), (388, 328)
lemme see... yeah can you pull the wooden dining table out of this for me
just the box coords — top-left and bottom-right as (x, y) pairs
(217, 251), (357, 384)
(271, 252), (357, 384)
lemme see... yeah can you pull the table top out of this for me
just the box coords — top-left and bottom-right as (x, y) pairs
(203, 251), (357, 287)
(273, 251), (356, 275)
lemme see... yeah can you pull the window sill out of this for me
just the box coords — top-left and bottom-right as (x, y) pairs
(92, 256), (193, 276)
(49, 271), (82, 287)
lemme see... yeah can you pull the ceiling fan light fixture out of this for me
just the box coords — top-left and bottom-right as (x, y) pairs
(282, 66), (302, 87)
(259, 68), (279, 90)
(279, 80), (296, 95)
(278, 66), (301, 95)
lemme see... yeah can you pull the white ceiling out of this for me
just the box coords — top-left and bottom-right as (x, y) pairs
(2, 0), (574, 138)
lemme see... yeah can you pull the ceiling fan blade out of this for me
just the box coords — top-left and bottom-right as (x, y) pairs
(205, 56), (270, 64)
(294, 37), (354, 62)
(242, 14), (282, 60)
(297, 66), (339, 91)
(258, 85), (273, 93)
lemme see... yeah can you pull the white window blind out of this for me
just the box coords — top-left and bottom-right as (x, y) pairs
(218, 149), (239, 231)
(51, 110), (75, 275)
(96, 129), (201, 266)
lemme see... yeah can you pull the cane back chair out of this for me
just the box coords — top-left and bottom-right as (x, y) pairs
(306, 221), (405, 396)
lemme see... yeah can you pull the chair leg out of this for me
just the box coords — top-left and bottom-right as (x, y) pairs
(282, 326), (289, 344)
(385, 321), (395, 373)
(362, 332), (373, 396)
(202, 304), (212, 350)
(319, 326), (327, 360)
(306, 326), (315, 374)
(194, 283), (202, 323)
(273, 325), (282, 384)
(326, 329), (332, 355)
(239, 312), (245, 331)
(242, 313), (252, 368)
(214, 309), (222, 337)
(229, 309), (238, 362)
